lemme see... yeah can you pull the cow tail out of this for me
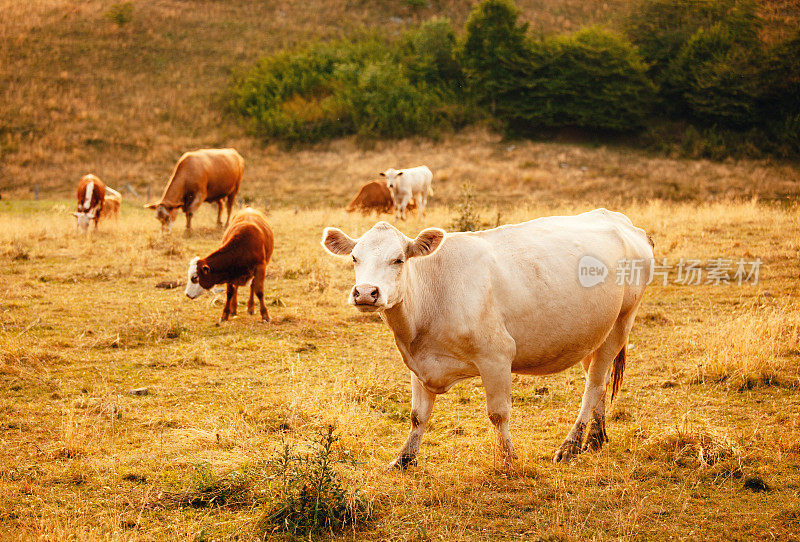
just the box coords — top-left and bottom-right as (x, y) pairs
(427, 185), (434, 197)
(610, 345), (626, 404)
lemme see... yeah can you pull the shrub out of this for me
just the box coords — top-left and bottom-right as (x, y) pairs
(231, 35), (458, 141)
(256, 426), (372, 537)
(457, 0), (531, 110)
(398, 17), (464, 92)
(230, 39), (390, 142)
(758, 30), (800, 121)
(106, 2), (133, 27)
(337, 61), (446, 138)
(668, 23), (762, 127)
(495, 27), (655, 133)
(624, 0), (760, 81)
(450, 183), (481, 232)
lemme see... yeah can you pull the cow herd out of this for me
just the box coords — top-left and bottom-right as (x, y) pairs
(66, 147), (656, 468)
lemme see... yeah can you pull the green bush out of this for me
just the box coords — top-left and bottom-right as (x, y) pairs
(457, 0), (531, 110)
(398, 17), (464, 92)
(230, 39), (390, 142)
(495, 27), (655, 133)
(625, 0), (762, 120)
(624, 0), (760, 80)
(256, 426), (372, 537)
(231, 34), (459, 141)
(337, 60), (445, 138)
(106, 2), (133, 27)
(759, 30), (800, 121)
(668, 23), (762, 127)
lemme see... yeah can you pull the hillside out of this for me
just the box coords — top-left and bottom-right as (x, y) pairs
(1, 0), (799, 205)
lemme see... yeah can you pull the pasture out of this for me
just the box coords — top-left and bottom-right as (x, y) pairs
(3, 0), (800, 539)
(1, 195), (799, 540)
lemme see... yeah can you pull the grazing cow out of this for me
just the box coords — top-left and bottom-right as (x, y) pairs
(146, 148), (244, 232)
(380, 166), (432, 220)
(185, 207), (274, 324)
(322, 209), (654, 469)
(346, 180), (417, 216)
(72, 174), (122, 232)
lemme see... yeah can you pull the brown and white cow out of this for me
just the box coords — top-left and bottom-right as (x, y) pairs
(323, 209), (654, 469)
(72, 174), (122, 232)
(146, 148), (244, 232)
(346, 181), (417, 216)
(185, 207), (274, 323)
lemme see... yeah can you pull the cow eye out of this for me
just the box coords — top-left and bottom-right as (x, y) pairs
(352, 256), (358, 264)
(392, 258), (405, 265)
(191, 275), (199, 283)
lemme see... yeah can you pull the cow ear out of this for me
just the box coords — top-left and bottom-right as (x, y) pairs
(200, 263), (211, 275)
(322, 227), (357, 256)
(144, 202), (158, 209)
(407, 228), (445, 258)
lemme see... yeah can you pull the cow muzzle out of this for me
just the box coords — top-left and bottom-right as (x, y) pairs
(350, 284), (381, 311)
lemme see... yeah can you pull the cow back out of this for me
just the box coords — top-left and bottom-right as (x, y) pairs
(159, 148), (244, 207)
(76, 174), (106, 212)
(221, 207), (274, 265)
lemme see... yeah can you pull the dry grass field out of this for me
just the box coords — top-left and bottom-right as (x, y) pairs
(1, 197), (799, 540)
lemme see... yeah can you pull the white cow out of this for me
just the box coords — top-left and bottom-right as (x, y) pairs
(322, 209), (654, 469)
(380, 165), (433, 220)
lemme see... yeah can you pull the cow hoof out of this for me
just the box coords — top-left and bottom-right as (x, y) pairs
(583, 428), (608, 453)
(247, 308), (255, 315)
(389, 455), (416, 471)
(261, 317), (270, 323)
(553, 440), (581, 463)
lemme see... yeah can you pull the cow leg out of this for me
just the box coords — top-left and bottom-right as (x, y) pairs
(224, 194), (235, 228)
(185, 195), (202, 230)
(229, 286), (238, 317)
(220, 283), (237, 323)
(553, 312), (636, 463)
(391, 374), (435, 470)
(247, 284), (256, 315)
(216, 200), (223, 226)
(399, 195), (411, 221)
(575, 351), (608, 452)
(483, 365), (518, 469)
(252, 264), (269, 322)
(584, 394), (608, 452)
(418, 191), (427, 219)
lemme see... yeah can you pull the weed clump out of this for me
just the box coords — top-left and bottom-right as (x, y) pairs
(106, 2), (133, 27)
(641, 416), (742, 482)
(147, 427), (371, 538)
(256, 426), (372, 538)
(450, 182), (481, 232)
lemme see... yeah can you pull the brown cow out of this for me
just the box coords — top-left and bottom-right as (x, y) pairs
(72, 174), (122, 231)
(346, 180), (416, 216)
(146, 148), (244, 232)
(184, 207), (274, 323)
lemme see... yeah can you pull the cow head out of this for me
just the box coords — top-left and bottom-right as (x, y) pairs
(322, 222), (445, 311)
(72, 210), (96, 232)
(185, 256), (214, 299)
(379, 169), (403, 192)
(145, 202), (179, 232)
